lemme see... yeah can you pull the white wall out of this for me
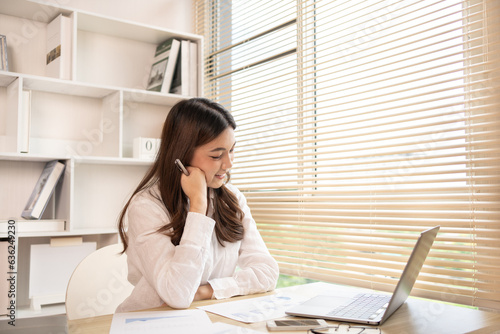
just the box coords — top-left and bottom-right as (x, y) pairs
(58, 0), (194, 33)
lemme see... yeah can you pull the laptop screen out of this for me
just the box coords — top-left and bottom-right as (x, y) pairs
(381, 225), (440, 322)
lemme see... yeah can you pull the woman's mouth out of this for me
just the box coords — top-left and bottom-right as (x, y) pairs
(215, 173), (226, 180)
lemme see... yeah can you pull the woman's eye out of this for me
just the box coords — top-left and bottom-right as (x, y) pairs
(211, 155), (222, 160)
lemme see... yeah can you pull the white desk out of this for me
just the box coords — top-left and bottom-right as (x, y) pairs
(68, 283), (500, 334)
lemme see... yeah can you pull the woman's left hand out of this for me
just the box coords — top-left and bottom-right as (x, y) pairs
(194, 284), (214, 301)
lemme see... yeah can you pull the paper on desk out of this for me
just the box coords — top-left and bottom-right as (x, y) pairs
(198, 289), (311, 323)
(109, 309), (211, 334)
(209, 322), (266, 333)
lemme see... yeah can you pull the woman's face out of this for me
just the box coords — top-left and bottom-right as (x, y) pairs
(190, 127), (236, 188)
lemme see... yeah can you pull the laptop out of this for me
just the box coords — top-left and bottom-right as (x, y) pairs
(286, 225), (440, 325)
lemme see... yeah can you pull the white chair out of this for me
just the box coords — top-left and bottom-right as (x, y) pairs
(65, 243), (134, 320)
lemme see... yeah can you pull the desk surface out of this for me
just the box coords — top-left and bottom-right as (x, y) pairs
(68, 285), (500, 334)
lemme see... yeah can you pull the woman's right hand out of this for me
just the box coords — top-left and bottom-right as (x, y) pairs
(180, 166), (208, 215)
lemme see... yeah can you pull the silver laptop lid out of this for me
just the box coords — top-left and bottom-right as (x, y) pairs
(380, 225), (440, 323)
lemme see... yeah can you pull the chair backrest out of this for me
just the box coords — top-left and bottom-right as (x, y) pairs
(65, 243), (134, 320)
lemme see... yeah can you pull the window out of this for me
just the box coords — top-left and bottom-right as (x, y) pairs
(195, 0), (500, 310)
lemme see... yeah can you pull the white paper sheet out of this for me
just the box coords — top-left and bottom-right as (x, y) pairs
(110, 309), (212, 334)
(208, 322), (266, 333)
(198, 290), (311, 323)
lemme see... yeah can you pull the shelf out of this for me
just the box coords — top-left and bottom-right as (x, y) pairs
(0, 219), (66, 236)
(0, 153), (155, 165)
(0, 72), (18, 87)
(4, 72), (190, 105)
(16, 228), (118, 238)
(15, 303), (66, 319)
(77, 11), (200, 45)
(122, 87), (188, 106)
(0, 152), (69, 162)
(23, 75), (117, 98)
(73, 156), (153, 166)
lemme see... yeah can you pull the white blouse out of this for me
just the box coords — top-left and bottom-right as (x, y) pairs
(116, 182), (279, 312)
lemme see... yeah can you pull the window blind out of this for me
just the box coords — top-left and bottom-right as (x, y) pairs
(195, 0), (500, 310)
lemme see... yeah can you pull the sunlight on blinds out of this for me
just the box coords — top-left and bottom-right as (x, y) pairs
(195, 0), (500, 310)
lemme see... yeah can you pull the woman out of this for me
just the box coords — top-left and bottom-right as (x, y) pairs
(116, 97), (279, 312)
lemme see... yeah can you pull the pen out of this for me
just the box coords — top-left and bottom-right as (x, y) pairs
(174, 159), (190, 176)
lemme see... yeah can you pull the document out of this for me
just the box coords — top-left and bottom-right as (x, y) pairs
(198, 289), (311, 323)
(198, 282), (362, 324)
(110, 309), (212, 334)
(209, 323), (265, 333)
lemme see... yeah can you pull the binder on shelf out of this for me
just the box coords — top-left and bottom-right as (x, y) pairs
(45, 13), (72, 80)
(170, 40), (190, 96)
(0, 34), (8, 71)
(189, 41), (198, 96)
(147, 38), (180, 93)
(20, 90), (31, 153)
(21, 160), (65, 220)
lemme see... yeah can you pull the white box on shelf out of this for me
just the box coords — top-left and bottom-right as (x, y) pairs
(133, 137), (158, 160)
(45, 13), (72, 80)
(189, 41), (198, 96)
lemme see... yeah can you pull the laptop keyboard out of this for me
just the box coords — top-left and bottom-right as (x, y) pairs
(326, 293), (391, 320)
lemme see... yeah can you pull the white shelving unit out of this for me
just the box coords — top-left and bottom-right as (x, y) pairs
(0, 0), (202, 318)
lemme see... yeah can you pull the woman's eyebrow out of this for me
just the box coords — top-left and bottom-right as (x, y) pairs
(210, 147), (226, 152)
(209, 142), (236, 152)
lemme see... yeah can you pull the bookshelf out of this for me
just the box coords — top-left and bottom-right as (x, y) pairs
(0, 0), (202, 318)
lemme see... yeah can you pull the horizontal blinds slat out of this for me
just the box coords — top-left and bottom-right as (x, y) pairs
(260, 230), (500, 247)
(249, 215), (498, 225)
(244, 192), (498, 201)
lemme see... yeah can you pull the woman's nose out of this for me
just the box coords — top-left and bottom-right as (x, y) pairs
(222, 154), (233, 170)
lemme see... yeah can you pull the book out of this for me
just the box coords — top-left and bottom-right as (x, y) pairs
(21, 160), (65, 220)
(189, 41), (198, 96)
(170, 40), (190, 96)
(46, 14), (72, 80)
(0, 34), (8, 71)
(146, 38), (180, 93)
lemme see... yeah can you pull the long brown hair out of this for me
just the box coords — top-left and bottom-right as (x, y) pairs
(118, 98), (244, 251)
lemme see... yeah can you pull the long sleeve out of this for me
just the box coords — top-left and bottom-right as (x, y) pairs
(208, 183), (280, 299)
(122, 189), (216, 309)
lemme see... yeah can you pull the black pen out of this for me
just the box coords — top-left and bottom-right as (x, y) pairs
(174, 159), (190, 176)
